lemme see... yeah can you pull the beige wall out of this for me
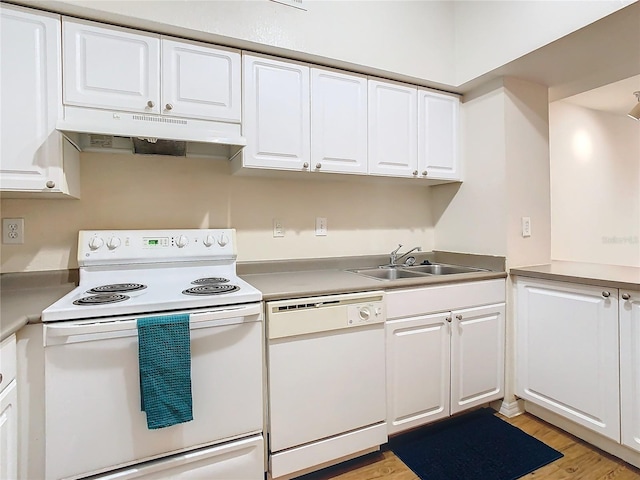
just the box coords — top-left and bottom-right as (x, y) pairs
(550, 101), (640, 267)
(0, 153), (434, 273)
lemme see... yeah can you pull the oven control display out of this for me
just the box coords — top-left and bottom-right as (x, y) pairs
(143, 237), (170, 248)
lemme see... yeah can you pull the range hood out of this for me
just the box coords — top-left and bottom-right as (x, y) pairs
(58, 106), (246, 159)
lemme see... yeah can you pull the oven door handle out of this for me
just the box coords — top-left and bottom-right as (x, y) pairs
(44, 303), (263, 341)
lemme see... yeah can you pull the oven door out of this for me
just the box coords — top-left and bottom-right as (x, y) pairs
(43, 303), (263, 480)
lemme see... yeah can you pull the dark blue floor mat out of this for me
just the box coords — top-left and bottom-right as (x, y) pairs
(390, 408), (563, 480)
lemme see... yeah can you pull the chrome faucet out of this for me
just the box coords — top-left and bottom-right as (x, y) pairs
(388, 244), (422, 266)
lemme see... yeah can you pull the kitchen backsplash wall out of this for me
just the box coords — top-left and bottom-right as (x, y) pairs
(550, 101), (640, 267)
(0, 152), (434, 273)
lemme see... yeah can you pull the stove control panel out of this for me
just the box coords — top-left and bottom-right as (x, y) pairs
(78, 229), (238, 265)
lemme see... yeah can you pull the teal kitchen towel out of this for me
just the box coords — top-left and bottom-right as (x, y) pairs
(137, 314), (193, 429)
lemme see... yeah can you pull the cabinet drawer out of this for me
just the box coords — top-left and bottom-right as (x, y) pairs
(386, 279), (505, 319)
(0, 335), (16, 393)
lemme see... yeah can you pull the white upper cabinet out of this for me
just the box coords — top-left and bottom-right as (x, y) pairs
(418, 89), (460, 181)
(242, 54), (310, 171)
(620, 289), (640, 453)
(368, 79), (418, 178)
(63, 19), (240, 121)
(1, 4), (79, 198)
(63, 19), (160, 114)
(311, 67), (367, 175)
(161, 39), (240, 122)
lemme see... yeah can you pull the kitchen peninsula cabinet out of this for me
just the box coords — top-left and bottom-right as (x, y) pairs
(514, 278), (621, 441)
(63, 19), (241, 122)
(241, 53), (310, 171)
(620, 288), (640, 453)
(368, 79), (418, 178)
(385, 279), (505, 435)
(0, 4), (79, 198)
(0, 335), (18, 480)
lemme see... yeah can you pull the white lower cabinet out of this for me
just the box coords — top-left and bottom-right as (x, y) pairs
(386, 280), (506, 435)
(0, 335), (18, 480)
(515, 277), (621, 441)
(620, 289), (640, 453)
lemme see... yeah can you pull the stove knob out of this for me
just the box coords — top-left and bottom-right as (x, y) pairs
(218, 233), (229, 247)
(203, 234), (215, 247)
(88, 236), (104, 251)
(107, 236), (121, 250)
(176, 235), (189, 248)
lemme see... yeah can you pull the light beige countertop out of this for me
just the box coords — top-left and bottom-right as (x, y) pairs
(1, 283), (76, 341)
(239, 252), (507, 301)
(510, 261), (640, 290)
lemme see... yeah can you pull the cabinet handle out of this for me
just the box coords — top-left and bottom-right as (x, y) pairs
(602, 291), (611, 298)
(316, 163), (322, 169)
(445, 317), (452, 323)
(147, 100), (155, 108)
(303, 162), (309, 169)
(46, 180), (55, 189)
(622, 293), (631, 300)
(165, 103), (173, 111)
(456, 314), (463, 321)
(422, 170), (428, 176)
(0, 373), (3, 384)
(412, 170), (418, 176)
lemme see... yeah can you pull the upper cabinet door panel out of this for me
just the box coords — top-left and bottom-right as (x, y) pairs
(368, 79), (417, 177)
(0, 5), (64, 193)
(243, 54), (310, 170)
(161, 39), (240, 122)
(311, 68), (367, 174)
(418, 89), (460, 181)
(63, 19), (160, 113)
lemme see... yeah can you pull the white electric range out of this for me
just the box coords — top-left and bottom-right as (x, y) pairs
(39, 229), (265, 480)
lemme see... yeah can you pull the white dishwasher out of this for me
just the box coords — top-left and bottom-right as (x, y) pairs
(266, 291), (387, 480)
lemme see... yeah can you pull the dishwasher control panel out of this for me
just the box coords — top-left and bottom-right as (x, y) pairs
(347, 302), (385, 325)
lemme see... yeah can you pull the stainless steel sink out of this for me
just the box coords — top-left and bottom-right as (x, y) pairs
(347, 268), (429, 280)
(347, 263), (488, 280)
(403, 264), (487, 275)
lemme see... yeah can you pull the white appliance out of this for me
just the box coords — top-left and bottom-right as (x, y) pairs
(40, 229), (264, 480)
(266, 292), (387, 479)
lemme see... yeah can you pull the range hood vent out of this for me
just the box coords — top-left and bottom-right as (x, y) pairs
(58, 106), (246, 160)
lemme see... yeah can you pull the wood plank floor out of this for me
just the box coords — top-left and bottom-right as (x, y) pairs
(296, 413), (640, 480)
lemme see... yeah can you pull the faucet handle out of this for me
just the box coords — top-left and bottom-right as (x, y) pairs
(391, 244), (403, 255)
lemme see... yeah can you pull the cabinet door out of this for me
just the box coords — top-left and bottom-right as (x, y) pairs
(515, 279), (620, 441)
(418, 89), (460, 181)
(311, 67), (367, 174)
(620, 290), (640, 452)
(63, 19), (160, 113)
(368, 79), (417, 178)
(162, 38), (240, 122)
(0, 5), (71, 195)
(242, 54), (310, 171)
(386, 312), (450, 434)
(450, 303), (505, 415)
(0, 382), (18, 480)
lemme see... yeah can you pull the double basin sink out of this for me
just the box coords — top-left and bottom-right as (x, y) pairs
(347, 263), (488, 281)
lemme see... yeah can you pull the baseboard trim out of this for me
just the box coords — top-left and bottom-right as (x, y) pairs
(495, 399), (525, 418)
(525, 401), (640, 469)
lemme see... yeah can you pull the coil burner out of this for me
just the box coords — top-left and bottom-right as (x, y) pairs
(182, 284), (240, 296)
(73, 294), (130, 306)
(88, 283), (147, 294)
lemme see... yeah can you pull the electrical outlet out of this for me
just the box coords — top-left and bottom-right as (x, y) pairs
(521, 217), (531, 238)
(3, 218), (24, 244)
(273, 219), (284, 238)
(315, 217), (327, 236)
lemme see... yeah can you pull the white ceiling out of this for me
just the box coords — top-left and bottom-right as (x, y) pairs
(559, 74), (640, 117)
